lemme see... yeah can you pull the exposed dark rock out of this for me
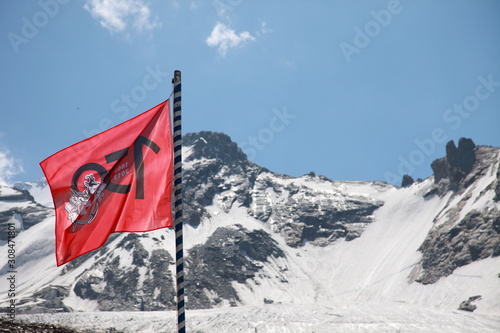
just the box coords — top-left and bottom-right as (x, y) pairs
(414, 143), (500, 284)
(423, 187), (438, 199)
(183, 131), (247, 165)
(118, 234), (149, 267)
(458, 295), (481, 312)
(185, 225), (285, 309)
(249, 179), (384, 247)
(445, 140), (459, 166)
(431, 157), (449, 184)
(182, 133), (259, 227)
(5, 285), (72, 315)
(431, 138), (476, 191)
(33, 285), (71, 313)
(457, 138), (476, 173)
(73, 234), (176, 311)
(495, 161), (500, 202)
(141, 249), (177, 311)
(401, 174), (414, 187)
(414, 207), (500, 284)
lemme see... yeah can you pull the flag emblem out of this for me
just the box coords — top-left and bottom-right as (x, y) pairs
(65, 174), (106, 231)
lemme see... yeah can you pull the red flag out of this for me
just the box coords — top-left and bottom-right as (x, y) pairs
(40, 100), (173, 266)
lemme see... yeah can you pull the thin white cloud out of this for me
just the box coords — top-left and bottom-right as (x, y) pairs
(255, 20), (271, 37)
(0, 149), (23, 186)
(206, 22), (255, 57)
(84, 0), (161, 34)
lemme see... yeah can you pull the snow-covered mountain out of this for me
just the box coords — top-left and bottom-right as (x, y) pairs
(0, 183), (52, 239)
(0, 132), (499, 332)
(12, 178), (53, 208)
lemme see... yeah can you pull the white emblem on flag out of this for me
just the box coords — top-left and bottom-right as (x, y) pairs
(65, 174), (106, 231)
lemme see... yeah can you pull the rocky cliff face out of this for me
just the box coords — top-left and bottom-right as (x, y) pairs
(431, 138), (477, 193)
(183, 131), (387, 248)
(70, 233), (176, 311)
(186, 224), (286, 309)
(412, 139), (500, 284)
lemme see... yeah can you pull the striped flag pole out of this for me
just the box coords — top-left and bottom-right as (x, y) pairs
(172, 70), (185, 333)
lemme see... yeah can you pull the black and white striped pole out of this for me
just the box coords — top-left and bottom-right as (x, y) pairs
(172, 70), (185, 333)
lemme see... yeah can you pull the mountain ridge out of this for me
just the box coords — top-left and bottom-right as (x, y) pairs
(0, 132), (499, 325)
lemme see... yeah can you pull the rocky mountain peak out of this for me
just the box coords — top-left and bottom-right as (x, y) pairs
(431, 137), (476, 189)
(401, 174), (415, 187)
(446, 137), (476, 172)
(414, 138), (500, 284)
(183, 131), (248, 165)
(181, 131), (388, 247)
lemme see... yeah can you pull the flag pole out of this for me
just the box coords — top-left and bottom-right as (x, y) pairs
(172, 70), (185, 333)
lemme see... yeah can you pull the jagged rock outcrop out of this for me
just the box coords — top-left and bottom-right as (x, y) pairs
(401, 174), (414, 187)
(431, 138), (476, 193)
(184, 131), (247, 164)
(458, 295), (482, 312)
(495, 163), (500, 202)
(413, 139), (500, 284)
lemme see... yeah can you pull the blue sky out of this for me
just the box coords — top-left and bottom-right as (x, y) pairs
(1, 0), (499, 186)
